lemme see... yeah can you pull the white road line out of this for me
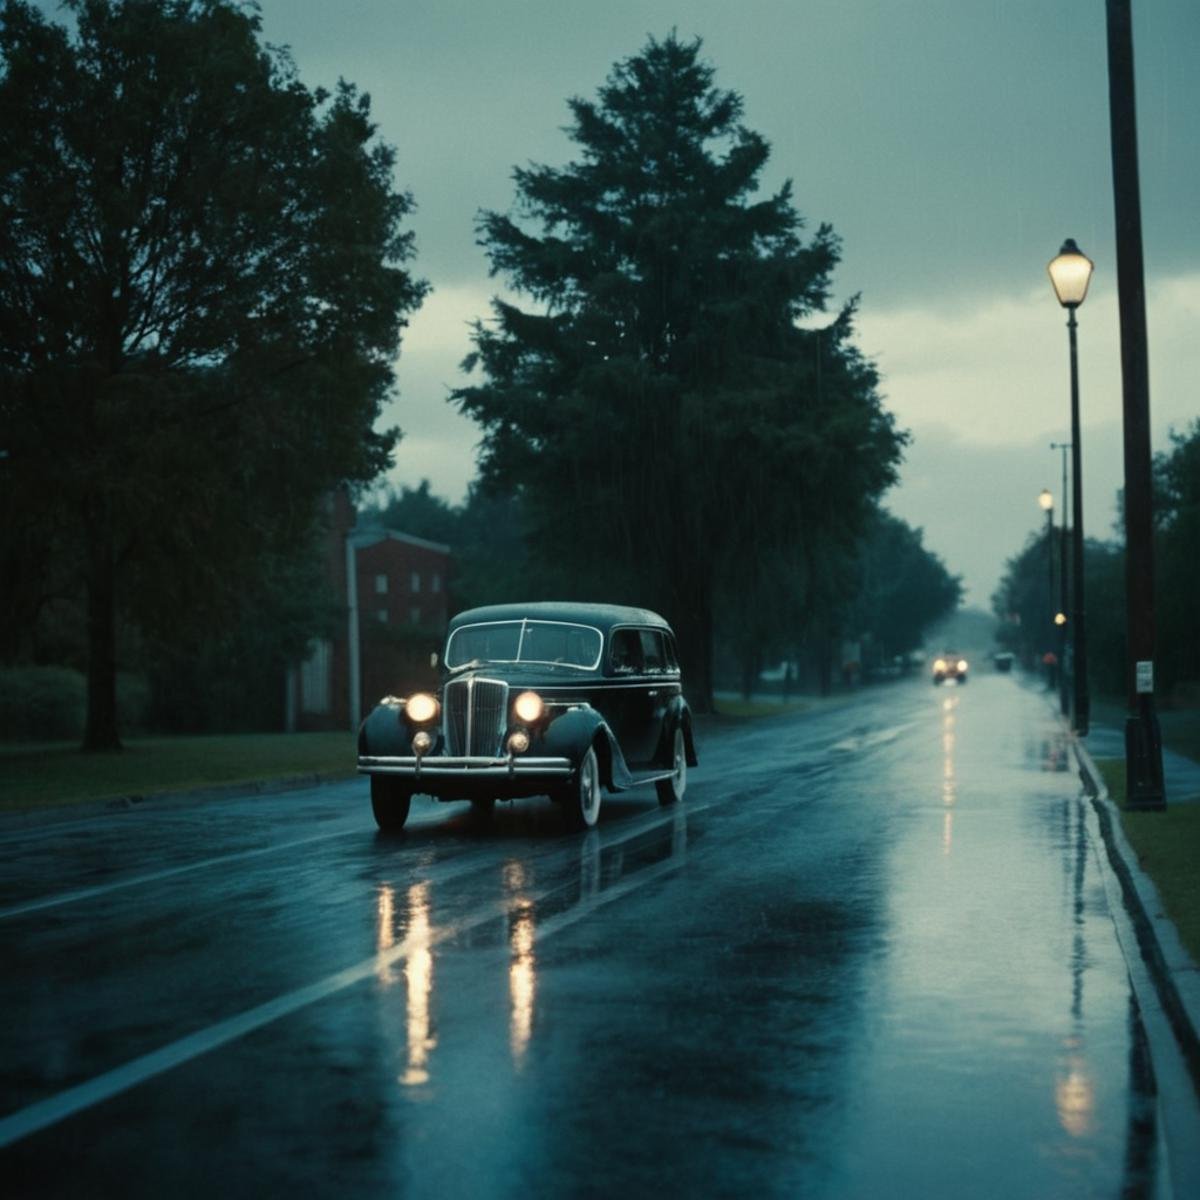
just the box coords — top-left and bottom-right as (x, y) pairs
(0, 828), (365, 921)
(0, 802), (700, 1149)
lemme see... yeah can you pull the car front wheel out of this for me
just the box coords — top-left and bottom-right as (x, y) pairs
(371, 777), (412, 832)
(562, 745), (601, 830)
(656, 726), (687, 806)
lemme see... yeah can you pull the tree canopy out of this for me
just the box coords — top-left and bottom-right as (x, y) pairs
(453, 33), (905, 708)
(0, 0), (427, 746)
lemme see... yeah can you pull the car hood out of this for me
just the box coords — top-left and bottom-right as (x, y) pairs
(442, 663), (602, 688)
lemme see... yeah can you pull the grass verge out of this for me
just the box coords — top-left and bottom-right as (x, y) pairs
(1096, 757), (1200, 964)
(0, 732), (358, 814)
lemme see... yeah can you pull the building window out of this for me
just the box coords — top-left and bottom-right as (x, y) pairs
(410, 607), (421, 625)
(375, 573), (388, 594)
(411, 571), (421, 593)
(432, 573), (442, 594)
(377, 609), (389, 624)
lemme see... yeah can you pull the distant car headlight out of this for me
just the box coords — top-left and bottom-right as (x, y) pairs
(957, 660), (969, 673)
(512, 691), (544, 723)
(933, 659), (947, 673)
(405, 692), (439, 724)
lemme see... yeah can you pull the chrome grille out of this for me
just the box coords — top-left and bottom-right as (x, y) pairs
(444, 677), (508, 756)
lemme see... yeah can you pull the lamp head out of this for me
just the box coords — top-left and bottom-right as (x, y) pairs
(1048, 238), (1094, 308)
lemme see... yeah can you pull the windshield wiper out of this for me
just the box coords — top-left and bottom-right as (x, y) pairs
(447, 658), (487, 675)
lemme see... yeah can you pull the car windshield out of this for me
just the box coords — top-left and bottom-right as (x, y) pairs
(444, 620), (603, 670)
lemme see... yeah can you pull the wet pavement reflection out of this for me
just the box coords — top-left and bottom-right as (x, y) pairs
(0, 674), (1166, 1198)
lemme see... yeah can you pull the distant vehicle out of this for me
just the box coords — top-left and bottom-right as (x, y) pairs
(357, 602), (698, 832)
(932, 652), (969, 685)
(993, 652), (1015, 673)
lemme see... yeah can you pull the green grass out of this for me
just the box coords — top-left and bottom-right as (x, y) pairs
(1096, 757), (1200, 964)
(0, 732), (357, 814)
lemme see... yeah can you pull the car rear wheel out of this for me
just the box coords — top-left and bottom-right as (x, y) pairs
(370, 777), (412, 832)
(562, 746), (601, 831)
(656, 727), (687, 806)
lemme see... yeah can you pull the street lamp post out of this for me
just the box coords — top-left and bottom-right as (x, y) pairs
(1047, 239), (1093, 736)
(1050, 443), (1071, 717)
(1039, 489), (1055, 690)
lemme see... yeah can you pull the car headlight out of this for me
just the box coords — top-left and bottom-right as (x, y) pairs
(957, 660), (969, 673)
(512, 691), (544, 724)
(933, 659), (947, 673)
(405, 692), (439, 724)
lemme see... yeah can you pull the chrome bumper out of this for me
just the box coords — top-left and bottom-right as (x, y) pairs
(358, 754), (573, 779)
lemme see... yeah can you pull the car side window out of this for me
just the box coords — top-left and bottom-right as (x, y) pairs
(639, 629), (666, 673)
(610, 628), (643, 674)
(663, 634), (679, 672)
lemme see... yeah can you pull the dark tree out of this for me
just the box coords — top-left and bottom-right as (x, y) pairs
(454, 34), (904, 709)
(0, 0), (427, 747)
(852, 508), (962, 665)
(1152, 419), (1200, 695)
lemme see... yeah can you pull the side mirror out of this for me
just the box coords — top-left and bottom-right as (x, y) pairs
(430, 652), (439, 670)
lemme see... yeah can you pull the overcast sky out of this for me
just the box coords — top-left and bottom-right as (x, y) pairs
(252, 0), (1199, 607)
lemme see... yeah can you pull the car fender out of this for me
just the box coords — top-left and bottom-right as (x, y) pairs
(672, 696), (699, 767)
(359, 703), (413, 759)
(652, 695), (698, 767)
(540, 705), (635, 790)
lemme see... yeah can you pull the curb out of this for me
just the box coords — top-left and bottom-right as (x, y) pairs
(1073, 736), (1200, 1091)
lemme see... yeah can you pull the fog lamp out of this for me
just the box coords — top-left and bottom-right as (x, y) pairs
(507, 730), (531, 755)
(412, 730), (433, 755)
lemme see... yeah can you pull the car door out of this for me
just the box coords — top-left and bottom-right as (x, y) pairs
(608, 627), (668, 767)
(600, 627), (649, 766)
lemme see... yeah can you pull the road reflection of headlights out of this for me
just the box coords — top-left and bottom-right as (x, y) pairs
(406, 692), (439, 724)
(513, 691), (544, 723)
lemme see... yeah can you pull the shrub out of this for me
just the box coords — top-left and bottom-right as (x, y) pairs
(0, 667), (150, 740)
(0, 666), (85, 740)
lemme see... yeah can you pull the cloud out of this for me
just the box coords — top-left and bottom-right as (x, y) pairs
(857, 272), (1200, 448)
(864, 272), (1200, 604)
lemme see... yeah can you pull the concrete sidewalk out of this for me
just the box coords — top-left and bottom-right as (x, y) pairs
(1085, 720), (1200, 803)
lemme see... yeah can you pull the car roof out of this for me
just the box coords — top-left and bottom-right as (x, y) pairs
(447, 602), (672, 635)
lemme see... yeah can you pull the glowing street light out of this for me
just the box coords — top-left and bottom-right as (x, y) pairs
(1047, 239), (1094, 735)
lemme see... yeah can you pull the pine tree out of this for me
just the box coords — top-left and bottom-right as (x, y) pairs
(455, 33), (903, 708)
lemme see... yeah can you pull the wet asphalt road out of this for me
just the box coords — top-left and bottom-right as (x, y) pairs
(1, 673), (1163, 1197)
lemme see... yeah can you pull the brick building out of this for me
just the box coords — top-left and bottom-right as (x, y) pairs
(286, 492), (451, 731)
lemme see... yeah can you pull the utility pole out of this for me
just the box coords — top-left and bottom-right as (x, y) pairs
(1106, 0), (1165, 808)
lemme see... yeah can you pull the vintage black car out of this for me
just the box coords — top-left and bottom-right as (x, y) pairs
(932, 651), (969, 685)
(357, 602), (698, 832)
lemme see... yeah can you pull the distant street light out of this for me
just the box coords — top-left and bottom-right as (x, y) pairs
(1050, 441), (1072, 717)
(1048, 239), (1093, 735)
(1038, 489), (1057, 691)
